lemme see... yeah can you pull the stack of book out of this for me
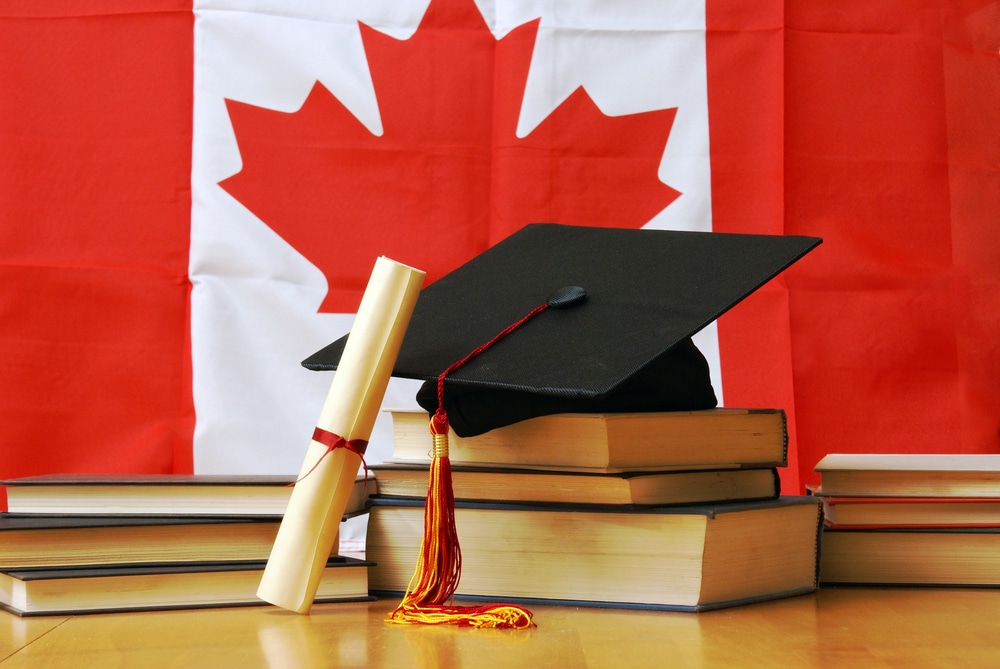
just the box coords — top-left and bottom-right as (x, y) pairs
(0, 474), (374, 616)
(814, 453), (1000, 587)
(366, 408), (823, 611)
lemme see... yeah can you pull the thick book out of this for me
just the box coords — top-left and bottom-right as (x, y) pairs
(819, 528), (1000, 586)
(366, 496), (821, 611)
(0, 514), (330, 569)
(818, 495), (1000, 529)
(370, 463), (779, 506)
(814, 453), (1000, 497)
(0, 557), (372, 616)
(388, 408), (788, 472)
(1, 474), (374, 517)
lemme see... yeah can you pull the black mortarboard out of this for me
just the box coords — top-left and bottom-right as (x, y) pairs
(304, 223), (821, 437)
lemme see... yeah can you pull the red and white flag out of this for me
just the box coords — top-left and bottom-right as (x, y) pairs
(2, 0), (997, 502)
(190, 0), (719, 478)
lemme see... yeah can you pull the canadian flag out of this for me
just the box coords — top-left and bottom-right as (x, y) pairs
(1, 0), (997, 505)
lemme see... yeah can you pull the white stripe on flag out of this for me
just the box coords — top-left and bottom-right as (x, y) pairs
(190, 0), (717, 480)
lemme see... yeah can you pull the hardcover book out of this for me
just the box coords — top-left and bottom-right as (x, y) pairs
(814, 454), (1000, 498)
(388, 408), (788, 472)
(370, 463), (779, 506)
(820, 528), (1000, 586)
(1, 474), (373, 518)
(0, 557), (372, 616)
(818, 496), (1000, 529)
(366, 496), (821, 611)
(0, 514), (308, 569)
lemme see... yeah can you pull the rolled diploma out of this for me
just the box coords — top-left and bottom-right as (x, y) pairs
(257, 256), (425, 613)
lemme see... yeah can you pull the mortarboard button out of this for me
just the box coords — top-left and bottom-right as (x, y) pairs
(304, 223), (821, 436)
(547, 285), (587, 308)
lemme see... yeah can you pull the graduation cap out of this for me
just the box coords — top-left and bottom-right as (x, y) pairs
(304, 223), (822, 437)
(304, 223), (820, 628)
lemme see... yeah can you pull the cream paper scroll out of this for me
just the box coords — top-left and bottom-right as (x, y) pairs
(257, 256), (425, 613)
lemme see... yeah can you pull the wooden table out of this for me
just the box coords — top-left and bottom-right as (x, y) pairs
(3, 588), (999, 667)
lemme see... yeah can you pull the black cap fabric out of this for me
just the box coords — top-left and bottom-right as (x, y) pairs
(304, 223), (821, 436)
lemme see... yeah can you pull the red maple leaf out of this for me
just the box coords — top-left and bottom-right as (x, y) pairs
(220, 0), (679, 313)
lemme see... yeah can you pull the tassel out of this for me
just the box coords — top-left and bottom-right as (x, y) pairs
(385, 410), (534, 629)
(385, 305), (551, 629)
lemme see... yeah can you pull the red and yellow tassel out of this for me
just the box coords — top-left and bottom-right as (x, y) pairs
(385, 303), (552, 629)
(385, 414), (534, 629)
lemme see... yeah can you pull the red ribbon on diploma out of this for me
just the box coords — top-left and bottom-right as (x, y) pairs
(290, 428), (369, 486)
